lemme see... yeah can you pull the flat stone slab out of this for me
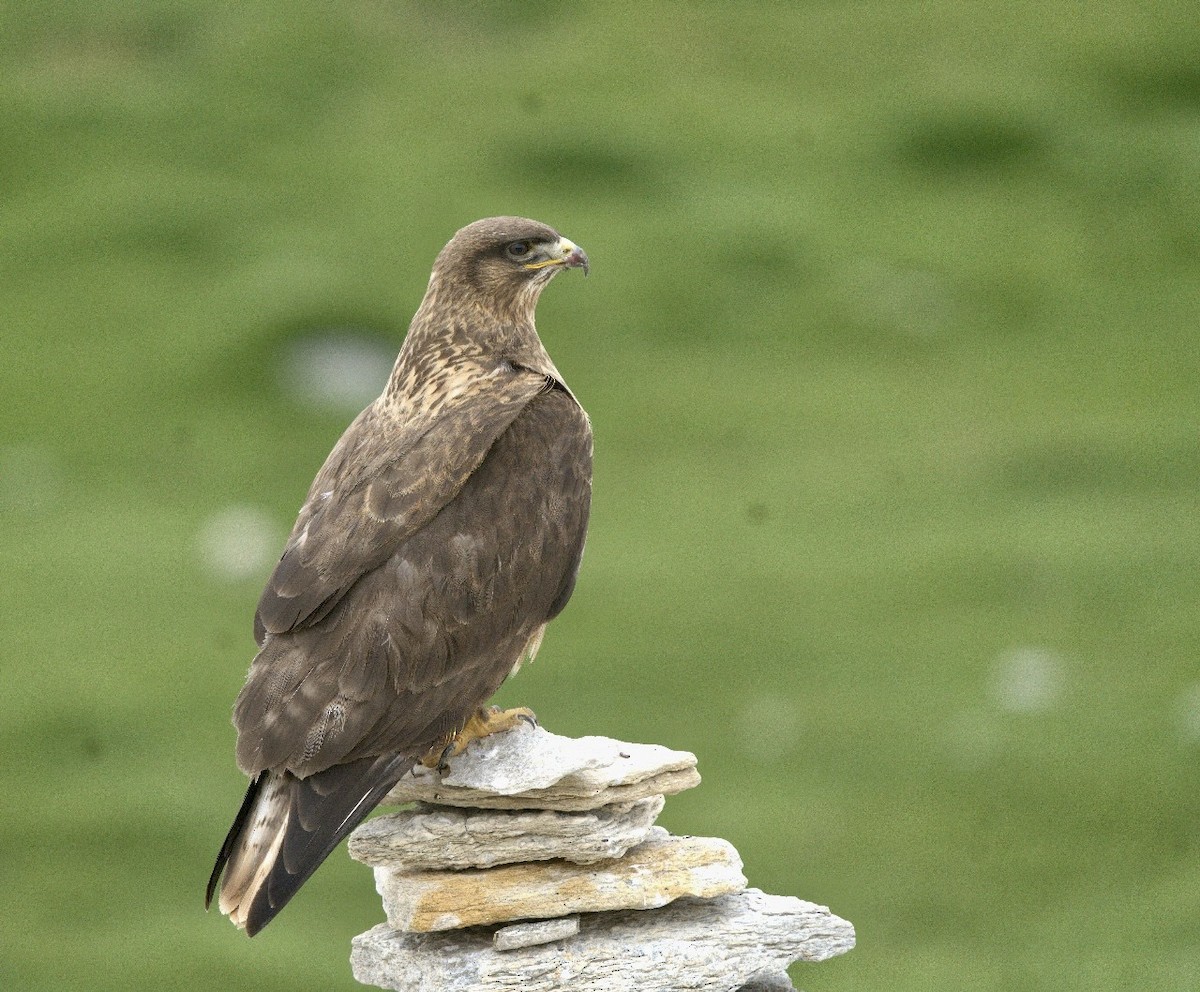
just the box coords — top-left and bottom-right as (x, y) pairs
(492, 916), (580, 952)
(376, 830), (745, 932)
(349, 797), (665, 871)
(383, 724), (699, 812)
(351, 888), (855, 991)
(737, 972), (800, 992)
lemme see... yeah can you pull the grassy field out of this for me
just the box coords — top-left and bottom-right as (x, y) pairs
(3, 3), (1199, 989)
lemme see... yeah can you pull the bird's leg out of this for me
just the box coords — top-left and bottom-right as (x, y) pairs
(419, 705), (538, 771)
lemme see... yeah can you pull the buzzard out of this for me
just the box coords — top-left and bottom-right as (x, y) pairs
(206, 217), (592, 936)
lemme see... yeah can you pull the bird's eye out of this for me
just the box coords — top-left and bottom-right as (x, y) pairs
(506, 241), (532, 258)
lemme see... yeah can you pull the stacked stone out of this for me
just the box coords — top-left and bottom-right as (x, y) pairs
(348, 723), (854, 992)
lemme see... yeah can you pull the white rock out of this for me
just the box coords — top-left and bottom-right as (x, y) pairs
(349, 797), (665, 871)
(737, 971), (798, 991)
(351, 888), (855, 992)
(375, 831), (745, 932)
(492, 917), (580, 952)
(383, 723), (699, 812)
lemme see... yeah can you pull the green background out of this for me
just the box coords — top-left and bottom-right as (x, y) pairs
(3, 2), (1198, 989)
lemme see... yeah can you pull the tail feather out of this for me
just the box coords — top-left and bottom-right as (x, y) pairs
(205, 769), (267, 911)
(207, 754), (415, 936)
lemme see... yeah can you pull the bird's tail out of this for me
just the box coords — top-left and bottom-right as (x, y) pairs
(205, 753), (415, 936)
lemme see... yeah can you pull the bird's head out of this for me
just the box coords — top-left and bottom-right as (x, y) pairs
(429, 217), (589, 318)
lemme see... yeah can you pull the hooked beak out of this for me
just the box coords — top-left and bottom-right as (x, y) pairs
(525, 236), (590, 277)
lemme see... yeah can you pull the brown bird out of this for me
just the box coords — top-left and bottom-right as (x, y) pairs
(205, 217), (592, 936)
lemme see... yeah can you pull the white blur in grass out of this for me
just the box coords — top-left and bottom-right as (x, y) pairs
(279, 330), (396, 413)
(737, 694), (803, 765)
(989, 646), (1067, 714)
(1174, 682), (1200, 743)
(0, 443), (62, 515)
(840, 258), (957, 338)
(197, 505), (281, 583)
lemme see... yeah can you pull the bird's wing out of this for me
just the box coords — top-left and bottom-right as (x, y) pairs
(253, 366), (548, 644)
(232, 385), (592, 778)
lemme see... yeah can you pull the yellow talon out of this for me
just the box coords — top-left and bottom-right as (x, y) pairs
(420, 705), (537, 769)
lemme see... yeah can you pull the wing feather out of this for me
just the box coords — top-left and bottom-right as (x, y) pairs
(254, 368), (547, 643)
(232, 387), (591, 779)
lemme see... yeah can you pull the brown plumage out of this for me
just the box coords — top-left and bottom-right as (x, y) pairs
(206, 217), (592, 936)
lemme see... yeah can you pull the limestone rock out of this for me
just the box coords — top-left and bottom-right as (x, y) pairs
(492, 916), (580, 952)
(351, 888), (855, 992)
(736, 972), (799, 991)
(349, 797), (665, 871)
(375, 830), (745, 932)
(383, 723), (699, 811)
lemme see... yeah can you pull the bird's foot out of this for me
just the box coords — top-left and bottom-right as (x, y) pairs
(421, 705), (538, 771)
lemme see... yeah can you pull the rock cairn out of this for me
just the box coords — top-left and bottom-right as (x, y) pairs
(348, 722), (854, 991)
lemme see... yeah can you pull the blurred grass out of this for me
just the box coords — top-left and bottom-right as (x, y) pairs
(3, 2), (1200, 989)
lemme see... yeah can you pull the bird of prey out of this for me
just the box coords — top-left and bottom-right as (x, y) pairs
(205, 217), (592, 936)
